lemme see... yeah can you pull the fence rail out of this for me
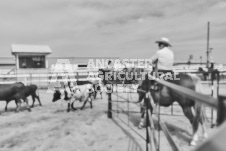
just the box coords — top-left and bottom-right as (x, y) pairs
(0, 70), (100, 88)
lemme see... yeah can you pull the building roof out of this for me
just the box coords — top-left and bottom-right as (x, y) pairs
(11, 44), (52, 55)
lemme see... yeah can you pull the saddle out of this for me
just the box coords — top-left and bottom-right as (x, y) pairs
(150, 70), (174, 91)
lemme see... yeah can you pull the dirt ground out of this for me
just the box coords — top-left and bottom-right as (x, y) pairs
(0, 84), (225, 151)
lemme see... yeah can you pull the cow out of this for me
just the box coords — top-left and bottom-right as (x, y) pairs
(4, 84), (42, 110)
(0, 82), (31, 112)
(52, 82), (95, 112)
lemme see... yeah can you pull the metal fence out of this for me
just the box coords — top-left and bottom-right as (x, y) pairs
(107, 72), (226, 151)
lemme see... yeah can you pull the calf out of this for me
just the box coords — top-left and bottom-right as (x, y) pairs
(52, 83), (94, 112)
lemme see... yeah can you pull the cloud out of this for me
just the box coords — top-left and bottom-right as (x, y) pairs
(0, 0), (225, 63)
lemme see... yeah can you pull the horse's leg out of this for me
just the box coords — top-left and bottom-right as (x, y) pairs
(138, 99), (153, 128)
(197, 106), (208, 139)
(182, 106), (198, 146)
(138, 106), (145, 129)
(191, 120), (199, 146)
(200, 119), (208, 139)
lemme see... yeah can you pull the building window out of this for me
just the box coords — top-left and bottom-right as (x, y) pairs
(19, 56), (45, 68)
(78, 64), (87, 68)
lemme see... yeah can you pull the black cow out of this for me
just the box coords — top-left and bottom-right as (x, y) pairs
(0, 82), (31, 112)
(4, 84), (42, 110)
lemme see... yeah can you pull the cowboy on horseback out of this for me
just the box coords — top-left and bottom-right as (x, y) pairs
(139, 37), (174, 127)
(138, 38), (208, 146)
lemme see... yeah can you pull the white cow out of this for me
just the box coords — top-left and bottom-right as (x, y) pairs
(52, 82), (94, 112)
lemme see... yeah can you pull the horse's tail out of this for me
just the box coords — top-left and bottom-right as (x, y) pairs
(192, 75), (207, 123)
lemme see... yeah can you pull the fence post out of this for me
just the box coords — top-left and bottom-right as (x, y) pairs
(210, 71), (214, 128)
(217, 95), (226, 126)
(145, 92), (150, 151)
(107, 84), (112, 118)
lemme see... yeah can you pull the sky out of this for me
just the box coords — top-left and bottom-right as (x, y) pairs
(0, 0), (226, 63)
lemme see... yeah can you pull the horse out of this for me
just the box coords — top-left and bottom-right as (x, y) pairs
(99, 67), (208, 145)
(136, 72), (207, 146)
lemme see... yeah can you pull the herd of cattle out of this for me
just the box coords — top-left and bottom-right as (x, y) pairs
(0, 81), (102, 113)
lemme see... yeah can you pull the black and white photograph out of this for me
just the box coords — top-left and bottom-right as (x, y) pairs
(0, 0), (226, 151)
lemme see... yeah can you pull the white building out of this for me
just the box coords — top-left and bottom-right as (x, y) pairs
(11, 44), (52, 69)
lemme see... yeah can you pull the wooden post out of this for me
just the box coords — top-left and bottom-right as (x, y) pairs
(108, 93), (112, 118)
(217, 95), (226, 126)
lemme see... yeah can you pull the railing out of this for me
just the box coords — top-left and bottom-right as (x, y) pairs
(0, 70), (100, 88)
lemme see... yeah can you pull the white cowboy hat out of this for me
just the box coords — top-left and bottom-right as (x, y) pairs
(155, 37), (172, 47)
